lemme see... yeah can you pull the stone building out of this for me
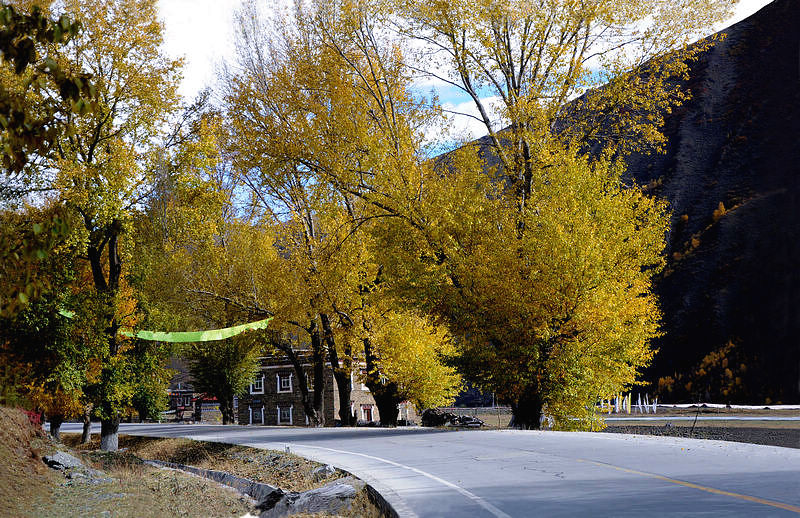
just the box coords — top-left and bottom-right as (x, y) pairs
(237, 355), (417, 426)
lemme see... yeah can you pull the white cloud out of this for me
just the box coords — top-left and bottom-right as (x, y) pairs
(158, 0), (245, 100)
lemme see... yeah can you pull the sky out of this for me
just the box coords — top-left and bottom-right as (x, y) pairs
(157, 0), (774, 137)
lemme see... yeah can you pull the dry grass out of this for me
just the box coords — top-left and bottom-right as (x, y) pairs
(0, 407), (60, 518)
(0, 408), (251, 518)
(31, 457), (253, 518)
(65, 434), (342, 493)
(62, 434), (386, 516)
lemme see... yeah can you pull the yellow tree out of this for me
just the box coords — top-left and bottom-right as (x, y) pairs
(222, 0), (462, 426)
(37, 0), (182, 450)
(382, 0), (734, 428)
(397, 0), (736, 195)
(248, 0), (679, 429)
(223, 3), (364, 425)
(362, 306), (462, 411)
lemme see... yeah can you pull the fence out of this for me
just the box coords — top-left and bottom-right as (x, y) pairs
(598, 393), (659, 414)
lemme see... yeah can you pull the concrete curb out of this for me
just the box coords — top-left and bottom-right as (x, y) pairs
(143, 458), (399, 518)
(143, 459), (283, 504)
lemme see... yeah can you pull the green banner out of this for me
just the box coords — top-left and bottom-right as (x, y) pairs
(58, 309), (271, 343)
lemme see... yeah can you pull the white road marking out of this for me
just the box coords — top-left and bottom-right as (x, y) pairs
(293, 443), (513, 518)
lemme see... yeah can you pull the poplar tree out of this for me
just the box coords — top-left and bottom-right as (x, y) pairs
(43, 0), (181, 449)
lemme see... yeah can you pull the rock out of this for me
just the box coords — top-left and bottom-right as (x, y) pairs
(43, 450), (113, 484)
(260, 476), (365, 518)
(311, 464), (337, 481)
(43, 451), (84, 470)
(421, 408), (483, 428)
(144, 459), (281, 504)
(64, 466), (113, 485)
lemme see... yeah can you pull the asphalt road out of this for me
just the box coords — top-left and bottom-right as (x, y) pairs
(60, 423), (800, 517)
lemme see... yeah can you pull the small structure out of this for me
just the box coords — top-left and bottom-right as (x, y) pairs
(237, 354), (417, 426)
(169, 381), (195, 421)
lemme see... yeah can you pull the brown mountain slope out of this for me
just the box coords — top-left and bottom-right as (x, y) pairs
(621, 0), (799, 403)
(458, 0), (800, 404)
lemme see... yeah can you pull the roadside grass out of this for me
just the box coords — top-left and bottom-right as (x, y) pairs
(63, 434), (344, 492)
(62, 433), (385, 517)
(32, 454), (254, 518)
(0, 407), (252, 518)
(0, 407), (60, 517)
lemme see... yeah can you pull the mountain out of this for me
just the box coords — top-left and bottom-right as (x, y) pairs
(620, 0), (799, 403)
(459, 0), (800, 403)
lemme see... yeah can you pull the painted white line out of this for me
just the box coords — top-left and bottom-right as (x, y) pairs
(293, 443), (512, 518)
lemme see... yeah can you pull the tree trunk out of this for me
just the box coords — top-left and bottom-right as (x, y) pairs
(49, 415), (64, 442)
(363, 333), (400, 426)
(100, 417), (119, 451)
(220, 397), (235, 425)
(333, 370), (354, 425)
(309, 320), (326, 426)
(320, 313), (354, 426)
(371, 385), (400, 426)
(88, 222), (124, 452)
(81, 410), (92, 444)
(509, 385), (544, 430)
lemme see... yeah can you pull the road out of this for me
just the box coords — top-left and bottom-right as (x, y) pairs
(61, 423), (800, 517)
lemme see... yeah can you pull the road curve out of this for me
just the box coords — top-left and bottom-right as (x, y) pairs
(61, 423), (800, 517)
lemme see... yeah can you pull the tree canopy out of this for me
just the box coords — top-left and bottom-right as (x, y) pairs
(0, 0), (738, 435)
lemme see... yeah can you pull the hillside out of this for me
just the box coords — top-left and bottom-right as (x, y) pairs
(622, 0), (799, 403)
(461, 0), (799, 403)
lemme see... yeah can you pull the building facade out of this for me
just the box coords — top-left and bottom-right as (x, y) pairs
(236, 357), (417, 426)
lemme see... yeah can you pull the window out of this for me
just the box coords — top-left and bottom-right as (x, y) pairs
(306, 372), (314, 391)
(249, 405), (264, 425)
(277, 405), (293, 425)
(277, 373), (293, 393)
(250, 375), (264, 394)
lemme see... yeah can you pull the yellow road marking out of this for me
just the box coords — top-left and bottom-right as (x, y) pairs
(578, 459), (800, 514)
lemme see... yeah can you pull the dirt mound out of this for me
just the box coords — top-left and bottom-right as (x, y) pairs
(0, 407), (58, 517)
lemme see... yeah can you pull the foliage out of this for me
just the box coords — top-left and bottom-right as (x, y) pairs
(129, 339), (172, 420)
(184, 333), (266, 424)
(0, 2), (97, 318)
(657, 340), (749, 403)
(0, 235), (93, 420)
(0, 205), (70, 317)
(365, 308), (462, 410)
(0, 3), (96, 174)
(29, 0), (183, 448)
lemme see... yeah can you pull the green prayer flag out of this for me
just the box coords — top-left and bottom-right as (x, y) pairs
(57, 309), (271, 342)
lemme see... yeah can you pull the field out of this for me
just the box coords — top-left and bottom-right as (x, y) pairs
(442, 405), (800, 449)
